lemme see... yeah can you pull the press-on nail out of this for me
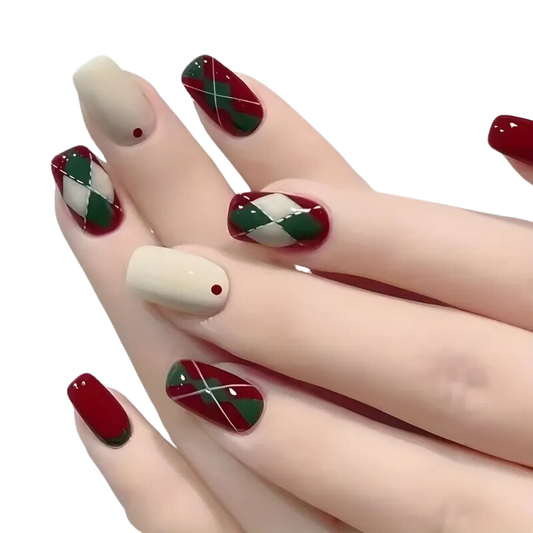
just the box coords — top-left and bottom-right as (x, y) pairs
(51, 145), (123, 235)
(228, 192), (329, 249)
(127, 247), (229, 315)
(67, 373), (131, 448)
(166, 360), (264, 433)
(182, 55), (263, 137)
(73, 55), (155, 145)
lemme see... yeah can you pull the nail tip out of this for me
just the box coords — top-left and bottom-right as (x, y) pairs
(181, 55), (202, 79)
(487, 114), (533, 164)
(67, 373), (95, 404)
(73, 55), (118, 81)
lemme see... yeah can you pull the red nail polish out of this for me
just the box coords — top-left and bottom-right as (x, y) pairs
(488, 115), (533, 164)
(67, 373), (131, 447)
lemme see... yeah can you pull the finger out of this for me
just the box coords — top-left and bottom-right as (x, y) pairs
(228, 179), (533, 332)
(165, 361), (533, 533)
(73, 55), (233, 246)
(488, 114), (533, 186)
(55, 177), (347, 533)
(127, 245), (533, 467)
(68, 373), (241, 533)
(181, 55), (369, 190)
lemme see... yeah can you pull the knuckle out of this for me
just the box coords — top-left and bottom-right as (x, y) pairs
(429, 351), (488, 424)
(436, 498), (473, 533)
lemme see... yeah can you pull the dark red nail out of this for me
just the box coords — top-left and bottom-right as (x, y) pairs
(67, 373), (131, 447)
(228, 191), (330, 249)
(488, 115), (533, 165)
(182, 55), (263, 137)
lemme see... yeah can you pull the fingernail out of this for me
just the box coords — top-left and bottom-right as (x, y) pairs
(166, 360), (264, 433)
(126, 246), (229, 315)
(488, 115), (533, 164)
(51, 146), (123, 235)
(182, 55), (263, 137)
(67, 373), (131, 448)
(228, 192), (330, 249)
(73, 55), (155, 145)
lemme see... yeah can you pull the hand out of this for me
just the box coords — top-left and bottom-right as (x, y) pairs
(56, 55), (533, 532)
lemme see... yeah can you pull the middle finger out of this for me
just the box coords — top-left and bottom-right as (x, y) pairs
(127, 244), (533, 467)
(228, 178), (533, 332)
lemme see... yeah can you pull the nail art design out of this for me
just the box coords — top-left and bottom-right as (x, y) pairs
(166, 360), (264, 433)
(488, 115), (533, 165)
(126, 247), (229, 315)
(51, 146), (123, 235)
(67, 373), (131, 447)
(73, 56), (155, 145)
(228, 192), (329, 249)
(182, 55), (263, 137)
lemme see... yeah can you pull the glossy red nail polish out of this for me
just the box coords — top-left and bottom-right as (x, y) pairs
(67, 373), (131, 447)
(488, 115), (533, 164)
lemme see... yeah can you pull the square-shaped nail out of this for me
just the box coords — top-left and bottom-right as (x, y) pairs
(182, 55), (263, 137)
(51, 145), (123, 235)
(68, 373), (131, 448)
(166, 360), (264, 433)
(73, 56), (155, 146)
(228, 192), (329, 249)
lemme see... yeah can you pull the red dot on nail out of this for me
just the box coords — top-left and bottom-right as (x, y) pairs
(211, 284), (223, 295)
(133, 128), (143, 138)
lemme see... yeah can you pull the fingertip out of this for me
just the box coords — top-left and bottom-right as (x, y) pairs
(67, 373), (131, 449)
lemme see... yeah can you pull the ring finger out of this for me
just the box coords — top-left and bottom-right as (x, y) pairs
(126, 244), (533, 467)
(226, 178), (533, 331)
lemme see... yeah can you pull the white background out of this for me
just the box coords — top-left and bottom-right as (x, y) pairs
(1, 0), (533, 531)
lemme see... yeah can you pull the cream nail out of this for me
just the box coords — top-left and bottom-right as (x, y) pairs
(126, 247), (229, 315)
(73, 55), (155, 146)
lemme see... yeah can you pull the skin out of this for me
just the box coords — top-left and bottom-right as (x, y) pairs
(60, 56), (533, 532)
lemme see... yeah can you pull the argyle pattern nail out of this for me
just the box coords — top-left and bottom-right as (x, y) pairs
(228, 192), (330, 249)
(166, 360), (264, 433)
(51, 145), (123, 235)
(182, 55), (263, 137)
